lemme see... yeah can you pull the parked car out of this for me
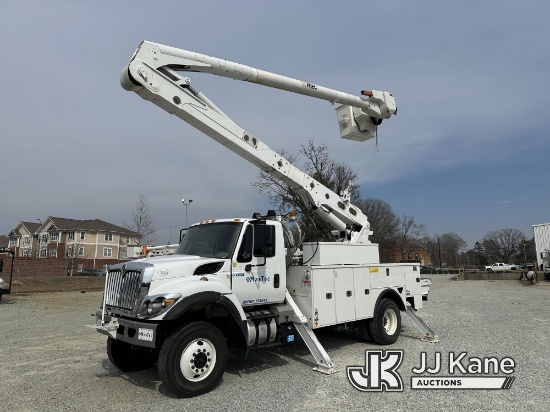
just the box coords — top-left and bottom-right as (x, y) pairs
(485, 263), (518, 272)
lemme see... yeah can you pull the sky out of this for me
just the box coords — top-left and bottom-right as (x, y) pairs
(1, 1), (548, 249)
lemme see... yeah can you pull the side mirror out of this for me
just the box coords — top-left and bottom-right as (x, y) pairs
(245, 264), (252, 272)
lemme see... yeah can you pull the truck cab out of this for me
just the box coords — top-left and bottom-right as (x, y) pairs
(102, 216), (289, 322)
(175, 217), (288, 305)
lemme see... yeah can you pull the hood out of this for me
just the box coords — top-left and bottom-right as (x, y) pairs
(110, 255), (229, 282)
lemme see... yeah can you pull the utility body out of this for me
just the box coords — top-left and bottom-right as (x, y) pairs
(91, 41), (436, 397)
(533, 223), (550, 279)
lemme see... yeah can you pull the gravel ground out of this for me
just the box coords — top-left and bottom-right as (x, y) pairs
(1, 276), (549, 412)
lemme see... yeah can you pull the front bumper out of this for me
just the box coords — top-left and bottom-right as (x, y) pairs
(93, 311), (159, 349)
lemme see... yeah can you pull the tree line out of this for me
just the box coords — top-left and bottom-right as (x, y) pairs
(252, 140), (535, 268)
(122, 141), (536, 268)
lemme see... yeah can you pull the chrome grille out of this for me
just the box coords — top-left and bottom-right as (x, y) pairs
(105, 269), (143, 311)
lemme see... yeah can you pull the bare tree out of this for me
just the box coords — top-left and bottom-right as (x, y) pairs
(252, 140), (359, 240)
(473, 241), (490, 266)
(425, 233), (466, 268)
(481, 228), (526, 263)
(300, 140), (360, 203)
(123, 194), (158, 245)
(396, 214), (427, 252)
(66, 242), (88, 276)
(354, 197), (399, 262)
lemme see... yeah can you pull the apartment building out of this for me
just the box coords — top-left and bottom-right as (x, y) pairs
(7, 216), (139, 270)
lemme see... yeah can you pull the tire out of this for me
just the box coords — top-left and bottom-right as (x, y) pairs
(368, 298), (401, 345)
(357, 319), (373, 342)
(107, 337), (159, 372)
(158, 322), (228, 398)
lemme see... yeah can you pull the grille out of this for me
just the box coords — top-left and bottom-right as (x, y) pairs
(105, 269), (143, 311)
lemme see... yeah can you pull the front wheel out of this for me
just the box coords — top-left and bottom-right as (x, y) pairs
(368, 298), (401, 345)
(107, 337), (159, 372)
(158, 322), (228, 398)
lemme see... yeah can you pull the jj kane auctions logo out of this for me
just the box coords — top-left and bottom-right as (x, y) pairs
(347, 350), (515, 391)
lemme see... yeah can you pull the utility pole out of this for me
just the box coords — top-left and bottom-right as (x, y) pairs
(437, 237), (442, 270)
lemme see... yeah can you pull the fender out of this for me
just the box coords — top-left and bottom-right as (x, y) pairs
(373, 287), (406, 311)
(162, 286), (249, 342)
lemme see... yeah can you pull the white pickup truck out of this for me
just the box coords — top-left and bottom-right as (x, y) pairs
(485, 263), (518, 272)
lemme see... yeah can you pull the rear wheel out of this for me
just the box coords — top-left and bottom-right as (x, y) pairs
(368, 298), (401, 345)
(107, 337), (159, 372)
(158, 322), (228, 398)
(357, 319), (373, 342)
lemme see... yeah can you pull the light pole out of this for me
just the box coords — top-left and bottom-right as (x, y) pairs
(182, 198), (193, 228)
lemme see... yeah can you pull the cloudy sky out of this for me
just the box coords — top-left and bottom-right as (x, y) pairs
(1, 1), (548, 248)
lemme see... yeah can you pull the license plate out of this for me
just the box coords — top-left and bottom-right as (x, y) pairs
(138, 328), (154, 341)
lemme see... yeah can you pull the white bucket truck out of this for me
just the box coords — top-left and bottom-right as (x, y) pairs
(90, 41), (436, 397)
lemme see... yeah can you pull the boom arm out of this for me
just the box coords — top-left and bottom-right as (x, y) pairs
(121, 41), (397, 244)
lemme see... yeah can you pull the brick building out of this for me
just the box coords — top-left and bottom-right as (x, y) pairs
(6, 216), (139, 273)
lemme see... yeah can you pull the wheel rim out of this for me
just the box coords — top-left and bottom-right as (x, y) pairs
(383, 308), (398, 335)
(179, 338), (217, 382)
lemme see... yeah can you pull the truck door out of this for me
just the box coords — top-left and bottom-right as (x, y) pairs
(231, 222), (286, 305)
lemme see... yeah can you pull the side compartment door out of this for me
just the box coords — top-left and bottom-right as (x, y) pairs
(334, 267), (355, 323)
(354, 267), (373, 320)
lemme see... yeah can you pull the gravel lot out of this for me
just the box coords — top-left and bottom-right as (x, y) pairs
(1, 276), (549, 412)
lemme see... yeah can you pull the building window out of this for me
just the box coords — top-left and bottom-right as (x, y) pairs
(69, 231), (75, 240)
(78, 247), (84, 256)
(9, 237), (17, 246)
(80, 231), (85, 240)
(67, 247), (74, 257)
(22, 250), (29, 257)
(126, 235), (130, 245)
(42, 234), (48, 242)
(40, 248), (47, 257)
(50, 232), (59, 241)
(104, 233), (113, 242)
(23, 236), (30, 245)
(49, 248), (57, 257)
(103, 248), (112, 257)
(77, 264), (83, 273)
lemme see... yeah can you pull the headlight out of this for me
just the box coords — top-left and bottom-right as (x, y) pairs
(138, 293), (181, 318)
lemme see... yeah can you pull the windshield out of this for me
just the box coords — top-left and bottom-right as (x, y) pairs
(175, 222), (243, 259)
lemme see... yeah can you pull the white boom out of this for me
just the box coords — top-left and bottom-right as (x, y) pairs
(121, 41), (397, 243)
